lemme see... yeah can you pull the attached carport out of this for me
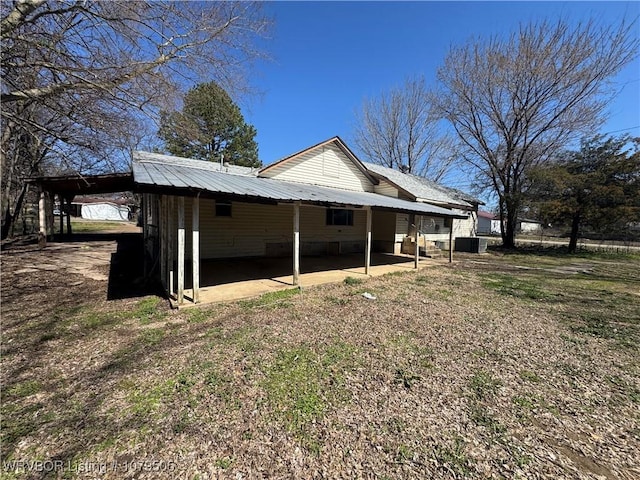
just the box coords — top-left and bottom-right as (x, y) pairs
(29, 173), (134, 242)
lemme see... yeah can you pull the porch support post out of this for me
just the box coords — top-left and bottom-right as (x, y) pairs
(177, 196), (185, 305)
(46, 192), (54, 240)
(192, 195), (200, 303)
(160, 196), (166, 290)
(168, 196), (175, 296)
(38, 190), (47, 245)
(414, 227), (420, 269)
(65, 197), (72, 236)
(293, 201), (300, 286)
(58, 194), (64, 238)
(365, 206), (372, 275)
(449, 218), (454, 263)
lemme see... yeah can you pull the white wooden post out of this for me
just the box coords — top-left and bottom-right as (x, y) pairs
(38, 190), (47, 245)
(293, 202), (300, 286)
(58, 194), (63, 237)
(177, 196), (185, 305)
(449, 218), (454, 263)
(192, 195), (200, 303)
(365, 206), (372, 275)
(414, 228), (420, 269)
(65, 197), (72, 236)
(168, 196), (175, 296)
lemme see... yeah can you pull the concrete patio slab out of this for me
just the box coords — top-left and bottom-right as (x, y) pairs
(179, 253), (445, 306)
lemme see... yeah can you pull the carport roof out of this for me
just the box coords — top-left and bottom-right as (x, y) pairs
(133, 152), (467, 219)
(29, 172), (134, 197)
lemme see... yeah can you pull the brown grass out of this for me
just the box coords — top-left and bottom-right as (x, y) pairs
(1, 245), (639, 479)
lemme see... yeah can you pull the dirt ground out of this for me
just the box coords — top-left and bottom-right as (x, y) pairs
(1, 235), (639, 479)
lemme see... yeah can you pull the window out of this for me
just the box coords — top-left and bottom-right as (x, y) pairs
(215, 201), (232, 217)
(326, 208), (353, 226)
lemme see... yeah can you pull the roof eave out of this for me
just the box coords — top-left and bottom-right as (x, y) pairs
(132, 179), (466, 219)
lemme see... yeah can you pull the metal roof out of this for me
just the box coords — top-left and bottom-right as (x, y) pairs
(363, 162), (481, 208)
(133, 152), (467, 218)
(135, 151), (258, 176)
(28, 172), (134, 196)
(478, 210), (498, 220)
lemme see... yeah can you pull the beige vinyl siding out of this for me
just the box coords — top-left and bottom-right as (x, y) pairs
(168, 197), (369, 259)
(395, 213), (409, 242)
(299, 206), (366, 241)
(261, 144), (374, 192)
(166, 198), (289, 259)
(417, 215), (450, 243)
(374, 180), (398, 197)
(416, 211), (475, 244)
(453, 209), (477, 237)
(199, 200), (292, 258)
(166, 196), (475, 259)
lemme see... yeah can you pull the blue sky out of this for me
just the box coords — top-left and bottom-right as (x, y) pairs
(243, 1), (640, 195)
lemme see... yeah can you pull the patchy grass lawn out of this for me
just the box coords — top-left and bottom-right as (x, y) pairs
(1, 245), (639, 479)
(53, 219), (140, 234)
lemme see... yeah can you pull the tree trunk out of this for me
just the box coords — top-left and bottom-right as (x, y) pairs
(498, 199), (508, 246)
(503, 213), (517, 249)
(568, 213), (581, 253)
(501, 196), (518, 249)
(1, 207), (11, 240)
(1, 181), (28, 240)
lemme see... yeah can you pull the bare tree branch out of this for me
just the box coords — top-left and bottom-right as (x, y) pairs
(0, 0), (270, 238)
(433, 19), (639, 248)
(353, 76), (458, 181)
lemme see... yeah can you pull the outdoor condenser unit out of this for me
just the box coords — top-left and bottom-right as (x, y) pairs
(454, 237), (488, 253)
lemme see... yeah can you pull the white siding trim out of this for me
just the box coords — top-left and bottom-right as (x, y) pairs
(260, 144), (374, 192)
(374, 180), (399, 198)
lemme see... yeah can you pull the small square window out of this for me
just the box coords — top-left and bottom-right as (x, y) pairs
(326, 208), (353, 226)
(215, 201), (232, 217)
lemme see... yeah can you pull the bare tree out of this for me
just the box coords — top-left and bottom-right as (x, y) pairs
(1, 0), (269, 238)
(353, 76), (457, 181)
(433, 19), (638, 248)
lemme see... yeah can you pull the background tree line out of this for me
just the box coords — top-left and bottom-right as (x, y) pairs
(354, 20), (638, 248)
(526, 135), (640, 252)
(1, 0), (268, 239)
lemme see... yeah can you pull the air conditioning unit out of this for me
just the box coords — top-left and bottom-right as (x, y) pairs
(454, 237), (487, 253)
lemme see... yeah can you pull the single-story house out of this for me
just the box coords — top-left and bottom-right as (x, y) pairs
(80, 201), (130, 221)
(133, 137), (484, 305)
(33, 137), (482, 306)
(517, 218), (543, 233)
(65, 195), (135, 221)
(478, 210), (501, 235)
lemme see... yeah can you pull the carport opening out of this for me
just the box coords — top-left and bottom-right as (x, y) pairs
(28, 172), (136, 241)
